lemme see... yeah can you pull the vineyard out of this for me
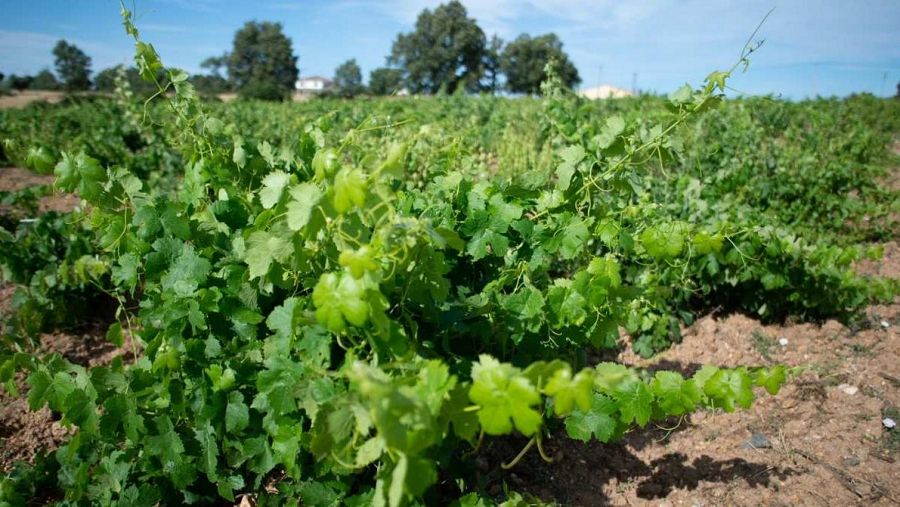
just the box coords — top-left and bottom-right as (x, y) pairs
(0, 9), (899, 507)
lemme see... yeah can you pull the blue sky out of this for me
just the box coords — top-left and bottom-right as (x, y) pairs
(1, 0), (898, 99)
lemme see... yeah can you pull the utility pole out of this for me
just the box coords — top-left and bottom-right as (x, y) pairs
(631, 72), (637, 95)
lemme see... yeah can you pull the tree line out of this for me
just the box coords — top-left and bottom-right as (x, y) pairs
(1, 40), (93, 93)
(2, 1), (581, 101)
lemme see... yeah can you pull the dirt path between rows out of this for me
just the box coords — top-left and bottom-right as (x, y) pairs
(0, 167), (80, 214)
(0, 91), (67, 110)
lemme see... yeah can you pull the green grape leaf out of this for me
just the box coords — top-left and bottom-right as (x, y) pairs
(111, 253), (140, 291)
(217, 475), (245, 502)
(565, 393), (618, 442)
(145, 416), (185, 473)
(339, 246), (378, 279)
(556, 145), (585, 191)
(468, 355), (542, 436)
(544, 366), (593, 416)
(194, 422), (218, 479)
(106, 322), (124, 347)
(134, 41), (162, 80)
(559, 215), (590, 260)
(725, 368), (754, 409)
(63, 389), (99, 434)
(259, 170), (290, 209)
(266, 297), (299, 342)
(355, 437), (384, 468)
(442, 384), (480, 442)
(693, 231), (724, 255)
(388, 454), (408, 507)
(27, 368), (75, 411)
(226, 391), (249, 433)
(258, 141), (276, 167)
(641, 223), (686, 259)
(486, 193), (523, 231)
(101, 394), (145, 442)
(694, 366), (755, 412)
(334, 167), (367, 213)
(668, 83), (693, 104)
(596, 115), (626, 149)
(651, 371), (700, 416)
(233, 140), (247, 168)
(501, 285), (545, 322)
(160, 244), (211, 296)
(286, 182), (323, 231)
(376, 142), (409, 179)
(705, 70), (729, 92)
(312, 272), (370, 333)
(244, 229), (293, 280)
(26, 146), (55, 173)
(613, 378), (652, 427)
(466, 229), (509, 261)
(53, 152), (78, 191)
(752, 366), (787, 395)
(313, 148), (339, 180)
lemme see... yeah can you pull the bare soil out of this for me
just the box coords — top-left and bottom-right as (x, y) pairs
(0, 91), (66, 109)
(0, 167), (80, 214)
(0, 91), (114, 110)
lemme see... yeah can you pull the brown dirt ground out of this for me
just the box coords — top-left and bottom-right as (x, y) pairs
(0, 167), (80, 214)
(0, 91), (66, 109)
(0, 91), (114, 110)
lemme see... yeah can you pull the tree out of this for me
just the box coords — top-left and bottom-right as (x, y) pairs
(93, 66), (121, 92)
(29, 69), (60, 90)
(196, 53), (232, 96)
(94, 65), (162, 96)
(200, 54), (229, 78)
(191, 74), (231, 96)
(53, 40), (92, 91)
(501, 33), (580, 95)
(389, 1), (486, 94)
(228, 21), (298, 101)
(7, 74), (34, 91)
(333, 59), (364, 98)
(368, 67), (404, 96)
(483, 35), (504, 95)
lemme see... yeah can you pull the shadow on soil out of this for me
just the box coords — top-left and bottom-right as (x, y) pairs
(480, 431), (801, 505)
(478, 357), (802, 505)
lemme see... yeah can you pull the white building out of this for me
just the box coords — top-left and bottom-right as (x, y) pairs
(295, 76), (334, 93)
(578, 85), (633, 100)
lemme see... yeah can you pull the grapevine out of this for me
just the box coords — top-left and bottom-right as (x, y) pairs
(0, 5), (896, 506)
